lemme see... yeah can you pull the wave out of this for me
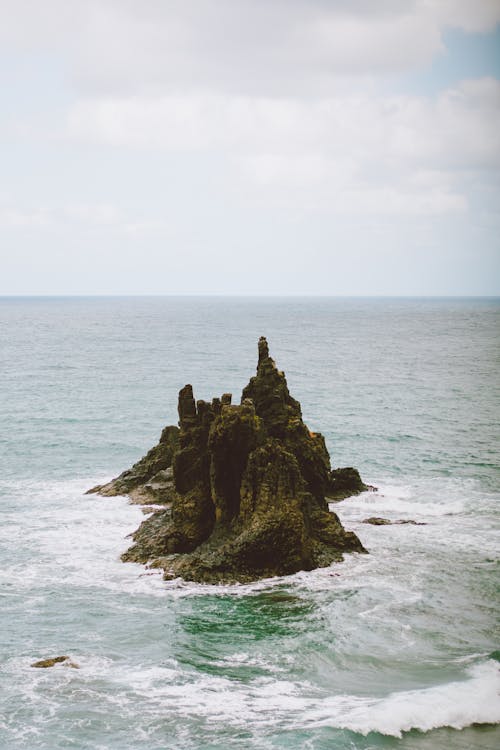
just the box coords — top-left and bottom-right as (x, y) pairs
(14, 654), (496, 741)
(301, 660), (500, 738)
(69, 658), (500, 739)
(0, 477), (170, 597)
(337, 481), (467, 518)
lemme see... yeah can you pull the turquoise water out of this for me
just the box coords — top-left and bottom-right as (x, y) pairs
(0, 296), (499, 749)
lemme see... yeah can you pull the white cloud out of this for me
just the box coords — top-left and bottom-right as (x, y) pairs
(329, 185), (467, 216)
(0, 207), (52, 229)
(66, 79), (500, 161)
(0, 0), (498, 294)
(2, 1), (499, 96)
(430, 0), (500, 32)
(0, 201), (150, 232)
(64, 78), (500, 216)
(63, 202), (120, 225)
(302, 11), (443, 73)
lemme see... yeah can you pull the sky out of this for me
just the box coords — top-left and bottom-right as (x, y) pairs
(1, 0), (499, 296)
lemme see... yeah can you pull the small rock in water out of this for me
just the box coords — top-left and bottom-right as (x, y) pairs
(363, 517), (393, 525)
(362, 517), (426, 526)
(31, 655), (80, 669)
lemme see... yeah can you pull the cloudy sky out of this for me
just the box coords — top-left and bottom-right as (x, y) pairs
(1, 0), (499, 295)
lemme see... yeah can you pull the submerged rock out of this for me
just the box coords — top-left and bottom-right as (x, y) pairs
(362, 517), (426, 526)
(92, 337), (369, 583)
(362, 516), (392, 525)
(31, 656), (79, 669)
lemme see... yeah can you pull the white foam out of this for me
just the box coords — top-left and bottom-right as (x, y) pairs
(211, 651), (285, 672)
(336, 482), (466, 518)
(331, 477), (500, 561)
(2, 477), (339, 600)
(2, 476), (499, 746)
(0, 477), (171, 597)
(301, 660), (500, 737)
(99, 658), (500, 738)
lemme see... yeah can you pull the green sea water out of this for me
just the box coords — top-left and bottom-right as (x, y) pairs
(0, 296), (499, 749)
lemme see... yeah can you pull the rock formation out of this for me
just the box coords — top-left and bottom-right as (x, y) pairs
(31, 656), (79, 669)
(89, 337), (370, 583)
(362, 517), (426, 526)
(88, 425), (179, 504)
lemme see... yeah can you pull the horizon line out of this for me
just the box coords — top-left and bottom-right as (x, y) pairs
(0, 293), (499, 300)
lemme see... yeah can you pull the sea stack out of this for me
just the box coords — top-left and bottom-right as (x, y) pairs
(89, 337), (369, 582)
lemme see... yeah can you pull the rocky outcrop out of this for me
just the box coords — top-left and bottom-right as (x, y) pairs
(31, 656), (79, 669)
(87, 425), (179, 503)
(328, 467), (373, 500)
(91, 337), (369, 583)
(362, 517), (426, 526)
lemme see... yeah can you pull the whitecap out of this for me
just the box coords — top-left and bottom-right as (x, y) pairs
(300, 660), (500, 738)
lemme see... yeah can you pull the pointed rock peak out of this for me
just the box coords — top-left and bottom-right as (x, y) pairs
(243, 337), (302, 436)
(178, 384), (197, 424)
(256, 336), (280, 376)
(258, 336), (270, 365)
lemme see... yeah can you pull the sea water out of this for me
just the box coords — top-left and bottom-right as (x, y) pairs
(0, 296), (499, 750)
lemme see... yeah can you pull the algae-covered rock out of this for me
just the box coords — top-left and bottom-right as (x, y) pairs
(362, 517), (426, 526)
(31, 656), (79, 668)
(91, 337), (368, 582)
(87, 425), (179, 502)
(327, 467), (373, 500)
(362, 516), (392, 526)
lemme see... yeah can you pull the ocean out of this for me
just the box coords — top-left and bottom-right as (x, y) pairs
(0, 296), (499, 749)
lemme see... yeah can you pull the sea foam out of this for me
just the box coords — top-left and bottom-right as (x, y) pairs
(301, 660), (500, 737)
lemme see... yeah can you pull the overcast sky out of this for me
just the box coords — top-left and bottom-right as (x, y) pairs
(1, 0), (499, 295)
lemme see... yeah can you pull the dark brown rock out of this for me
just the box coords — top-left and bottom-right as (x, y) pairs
(327, 467), (375, 500)
(362, 517), (426, 526)
(86, 425), (179, 500)
(241, 337), (302, 440)
(91, 337), (368, 583)
(31, 656), (79, 669)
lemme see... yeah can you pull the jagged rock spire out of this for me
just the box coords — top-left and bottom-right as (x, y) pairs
(242, 336), (302, 437)
(178, 384), (196, 425)
(258, 336), (270, 365)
